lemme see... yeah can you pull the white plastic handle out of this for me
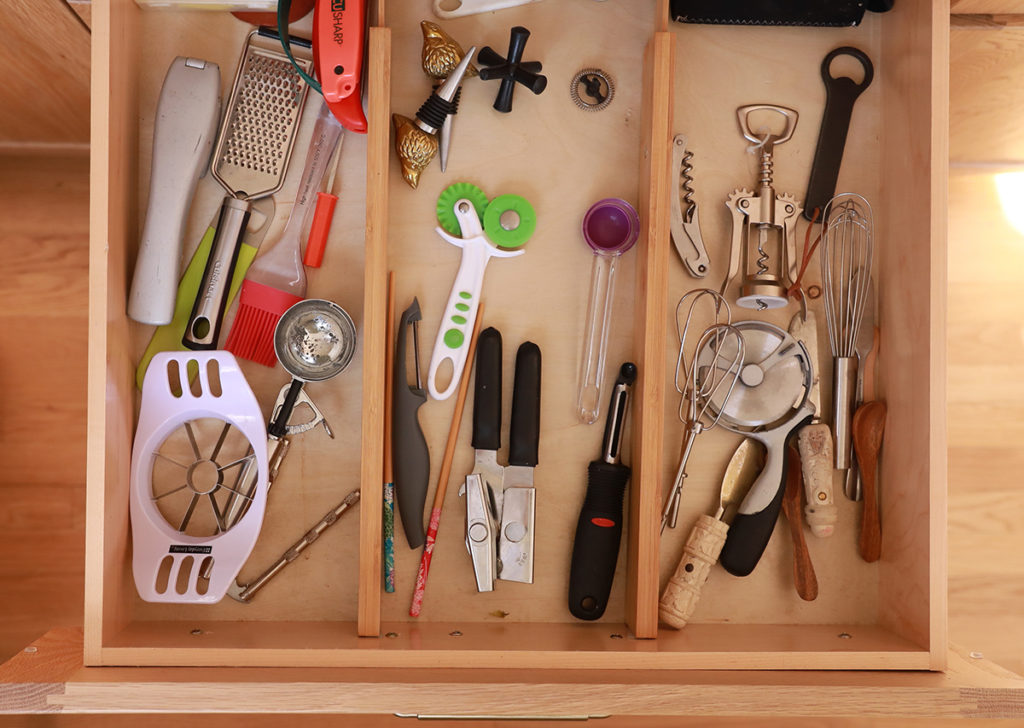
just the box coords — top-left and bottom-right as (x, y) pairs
(128, 57), (221, 326)
(426, 203), (523, 400)
(427, 237), (491, 400)
(432, 0), (542, 19)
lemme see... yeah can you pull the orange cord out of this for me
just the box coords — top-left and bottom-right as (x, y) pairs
(788, 207), (822, 302)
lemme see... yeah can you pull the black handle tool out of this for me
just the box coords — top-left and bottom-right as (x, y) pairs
(803, 46), (874, 221)
(569, 362), (637, 620)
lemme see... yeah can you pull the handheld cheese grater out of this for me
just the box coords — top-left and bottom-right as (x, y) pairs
(183, 28), (313, 350)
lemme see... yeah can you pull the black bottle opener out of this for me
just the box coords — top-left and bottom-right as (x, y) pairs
(803, 47), (874, 221)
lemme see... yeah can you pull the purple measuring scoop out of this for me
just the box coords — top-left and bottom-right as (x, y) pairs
(577, 198), (640, 424)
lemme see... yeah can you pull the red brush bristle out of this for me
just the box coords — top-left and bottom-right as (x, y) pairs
(225, 281), (304, 367)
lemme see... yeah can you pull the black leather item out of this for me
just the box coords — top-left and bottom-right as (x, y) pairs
(670, 0), (892, 27)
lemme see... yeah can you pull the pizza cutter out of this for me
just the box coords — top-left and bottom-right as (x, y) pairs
(697, 320), (815, 577)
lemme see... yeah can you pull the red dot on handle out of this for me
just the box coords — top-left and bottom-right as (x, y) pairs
(591, 517), (615, 528)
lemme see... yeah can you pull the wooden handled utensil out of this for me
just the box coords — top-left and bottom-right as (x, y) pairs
(659, 439), (763, 629)
(853, 400), (886, 562)
(783, 444), (818, 601)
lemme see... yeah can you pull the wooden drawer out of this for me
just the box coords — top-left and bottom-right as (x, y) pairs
(83, 0), (945, 676)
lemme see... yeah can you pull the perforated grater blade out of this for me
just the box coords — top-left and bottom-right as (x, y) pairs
(183, 29), (314, 351)
(213, 30), (313, 199)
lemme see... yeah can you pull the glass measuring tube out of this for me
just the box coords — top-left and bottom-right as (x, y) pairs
(576, 199), (640, 424)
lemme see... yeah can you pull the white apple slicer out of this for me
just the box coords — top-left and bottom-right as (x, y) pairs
(130, 351), (268, 603)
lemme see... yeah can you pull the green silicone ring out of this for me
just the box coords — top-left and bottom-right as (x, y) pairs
(437, 182), (489, 236)
(483, 194), (536, 249)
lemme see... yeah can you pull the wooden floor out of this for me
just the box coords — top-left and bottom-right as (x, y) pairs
(2, 23), (1024, 728)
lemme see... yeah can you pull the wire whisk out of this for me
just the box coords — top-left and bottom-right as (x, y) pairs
(662, 289), (745, 532)
(820, 192), (873, 469)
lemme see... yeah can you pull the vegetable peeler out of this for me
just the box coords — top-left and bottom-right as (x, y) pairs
(393, 299), (430, 548)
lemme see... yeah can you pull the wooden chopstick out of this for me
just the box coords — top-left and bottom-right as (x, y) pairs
(409, 303), (485, 617)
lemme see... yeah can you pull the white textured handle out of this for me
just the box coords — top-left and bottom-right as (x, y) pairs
(427, 239), (490, 400)
(659, 515), (728, 629)
(798, 423), (837, 538)
(128, 57), (220, 325)
(432, 0), (541, 19)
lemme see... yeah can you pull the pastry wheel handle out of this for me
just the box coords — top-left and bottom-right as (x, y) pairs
(427, 234), (522, 400)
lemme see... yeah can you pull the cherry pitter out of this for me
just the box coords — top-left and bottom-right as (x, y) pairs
(426, 182), (536, 400)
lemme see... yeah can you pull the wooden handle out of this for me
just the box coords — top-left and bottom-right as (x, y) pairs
(797, 423), (837, 538)
(852, 400), (886, 563)
(658, 515), (728, 629)
(784, 445), (819, 601)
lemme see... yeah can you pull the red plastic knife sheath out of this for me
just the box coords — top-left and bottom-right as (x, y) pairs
(314, 0), (368, 133)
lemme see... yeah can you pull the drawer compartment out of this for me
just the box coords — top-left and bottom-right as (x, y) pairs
(86, 0), (946, 669)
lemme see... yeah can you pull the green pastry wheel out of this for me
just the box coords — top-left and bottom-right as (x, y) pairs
(482, 193), (536, 248)
(436, 182), (490, 236)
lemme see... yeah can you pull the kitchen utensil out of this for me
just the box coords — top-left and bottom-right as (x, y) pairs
(570, 68), (614, 112)
(393, 298), (430, 549)
(130, 352), (268, 603)
(312, 0), (368, 132)
(303, 124), (344, 269)
(393, 51), (476, 189)
(670, 0), (891, 26)
(183, 29), (313, 350)
(820, 192), (873, 469)
(267, 299), (357, 441)
(845, 268), (877, 501)
(576, 198), (640, 425)
(410, 306), (485, 617)
(662, 289), (744, 532)
(569, 362), (637, 621)
(477, 27), (547, 114)
(783, 444), (818, 601)
(128, 56), (221, 326)
(789, 298), (837, 537)
(276, 0), (368, 133)
(462, 334), (542, 590)
(135, 200), (275, 390)
(427, 191), (527, 400)
(804, 47), (874, 220)
(659, 439), (763, 629)
(382, 272), (397, 592)
(433, 0), (542, 18)
(670, 135), (710, 278)
(228, 490), (359, 603)
(698, 320), (816, 577)
(722, 105), (803, 310)
(853, 400), (886, 562)
(207, 377), (336, 585)
(225, 98), (344, 366)
(421, 21), (479, 173)
(463, 326), (503, 591)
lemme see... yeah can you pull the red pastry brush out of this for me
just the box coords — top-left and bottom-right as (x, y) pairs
(226, 100), (343, 366)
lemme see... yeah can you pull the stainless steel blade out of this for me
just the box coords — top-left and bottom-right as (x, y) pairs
(789, 309), (822, 420)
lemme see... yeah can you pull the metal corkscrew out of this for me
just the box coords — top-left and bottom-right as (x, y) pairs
(721, 105), (803, 311)
(670, 134), (711, 278)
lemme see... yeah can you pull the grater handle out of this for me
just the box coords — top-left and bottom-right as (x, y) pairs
(183, 196), (251, 349)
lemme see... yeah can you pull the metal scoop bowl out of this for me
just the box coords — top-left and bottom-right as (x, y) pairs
(267, 299), (357, 438)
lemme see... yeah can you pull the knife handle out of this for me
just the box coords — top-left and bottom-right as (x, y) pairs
(659, 514), (728, 629)
(797, 423), (836, 538)
(472, 327), (502, 451)
(568, 460), (630, 620)
(509, 342), (541, 467)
